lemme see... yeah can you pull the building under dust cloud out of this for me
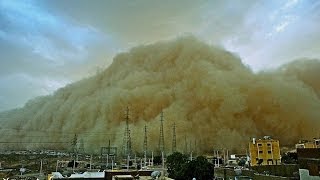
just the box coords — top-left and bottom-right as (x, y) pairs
(0, 36), (320, 154)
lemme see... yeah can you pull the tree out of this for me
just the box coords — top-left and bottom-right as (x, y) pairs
(182, 156), (214, 180)
(281, 152), (297, 164)
(167, 153), (214, 180)
(166, 152), (188, 179)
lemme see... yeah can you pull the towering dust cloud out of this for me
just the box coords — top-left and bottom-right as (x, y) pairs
(0, 36), (320, 153)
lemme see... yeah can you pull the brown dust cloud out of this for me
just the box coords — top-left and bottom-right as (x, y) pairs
(1, 36), (320, 154)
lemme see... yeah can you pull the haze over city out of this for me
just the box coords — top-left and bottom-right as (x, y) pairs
(1, 0), (320, 111)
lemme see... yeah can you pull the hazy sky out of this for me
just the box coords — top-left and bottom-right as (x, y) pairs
(1, 0), (320, 111)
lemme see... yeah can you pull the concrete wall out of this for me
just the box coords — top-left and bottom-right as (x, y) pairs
(214, 167), (235, 179)
(214, 168), (253, 179)
(299, 169), (320, 180)
(251, 165), (298, 177)
(253, 174), (293, 180)
(105, 170), (153, 180)
(214, 165), (299, 180)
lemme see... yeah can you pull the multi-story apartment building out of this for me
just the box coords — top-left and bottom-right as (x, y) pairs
(249, 136), (281, 166)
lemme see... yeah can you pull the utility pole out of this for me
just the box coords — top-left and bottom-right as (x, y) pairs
(39, 159), (43, 176)
(159, 111), (165, 155)
(172, 122), (176, 153)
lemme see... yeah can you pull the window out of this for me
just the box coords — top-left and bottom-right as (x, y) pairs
(268, 151), (272, 154)
(258, 143), (262, 146)
(267, 143), (271, 146)
(259, 150), (263, 154)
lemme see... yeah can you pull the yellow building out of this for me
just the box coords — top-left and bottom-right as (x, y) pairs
(249, 136), (281, 166)
(295, 139), (320, 149)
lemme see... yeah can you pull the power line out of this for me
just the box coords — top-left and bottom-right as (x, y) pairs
(0, 128), (120, 135)
(0, 129), (121, 137)
(0, 142), (70, 144)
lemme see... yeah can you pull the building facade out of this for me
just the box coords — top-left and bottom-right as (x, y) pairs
(249, 136), (281, 166)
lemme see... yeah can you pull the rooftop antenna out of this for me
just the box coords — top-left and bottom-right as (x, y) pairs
(159, 111), (165, 155)
(172, 122), (176, 153)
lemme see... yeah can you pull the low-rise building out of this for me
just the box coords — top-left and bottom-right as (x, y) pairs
(295, 138), (320, 149)
(297, 148), (320, 178)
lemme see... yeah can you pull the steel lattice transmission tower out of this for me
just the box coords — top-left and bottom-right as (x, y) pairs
(159, 111), (165, 154)
(78, 139), (85, 154)
(143, 125), (148, 154)
(122, 106), (132, 156)
(72, 134), (78, 155)
(172, 122), (176, 153)
(184, 135), (187, 154)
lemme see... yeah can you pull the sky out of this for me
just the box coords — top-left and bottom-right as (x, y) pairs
(1, 0), (320, 112)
